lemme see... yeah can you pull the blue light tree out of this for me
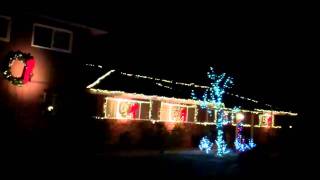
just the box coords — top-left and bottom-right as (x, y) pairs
(234, 121), (250, 152)
(199, 136), (213, 154)
(233, 107), (257, 152)
(192, 67), (234, 157)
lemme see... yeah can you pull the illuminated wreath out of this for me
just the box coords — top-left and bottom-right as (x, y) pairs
(1, 51), (35, 86)
(119, 102), (130, 117)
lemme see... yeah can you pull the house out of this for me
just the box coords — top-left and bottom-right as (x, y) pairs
(87, 69), (298, 146)
(0, 12), (108, 132)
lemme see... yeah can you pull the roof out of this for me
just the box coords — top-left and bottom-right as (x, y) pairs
(87, 69), (293, 112)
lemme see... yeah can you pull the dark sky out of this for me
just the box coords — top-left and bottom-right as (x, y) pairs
(87, 6), (304, 113)
(13, 4), (309, 113)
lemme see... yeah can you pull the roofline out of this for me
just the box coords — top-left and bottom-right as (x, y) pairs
(86, 69), (298, 115)
(87, 69), (115, 88)
(88, 69), (260, 104)
(88, 88), (210, 106)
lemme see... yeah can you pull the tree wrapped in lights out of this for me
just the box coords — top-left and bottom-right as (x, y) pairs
(192, 67), (234, 157)
(234, 121), (250, 152)
(234, 109), (256, 152)
(199, 136), (213, 154)
(234, 127), (256, 152)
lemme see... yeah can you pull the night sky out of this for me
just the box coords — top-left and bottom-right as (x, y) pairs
(88, 6), (304, 113)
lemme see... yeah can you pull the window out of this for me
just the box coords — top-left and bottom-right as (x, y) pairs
(0, 15), (11, 42)
(104, 97), (151, 120)
(33, 25), (52, 48)
(160, 102), (196, 122)
(32, 23), (73, 53)
(258, 113), (273, 127)
(196, 107), (215, 123)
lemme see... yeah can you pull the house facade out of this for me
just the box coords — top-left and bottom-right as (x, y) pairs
(87, 70), (298, 146)
(0, 12), (108, 132)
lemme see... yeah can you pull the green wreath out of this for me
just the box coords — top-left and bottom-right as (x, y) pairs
(1, 51), (34, 86)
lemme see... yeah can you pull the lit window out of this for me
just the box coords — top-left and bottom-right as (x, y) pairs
(259, 113), (273, 127)
(104, 97), (151, 120)
(160, 102), (195, 122)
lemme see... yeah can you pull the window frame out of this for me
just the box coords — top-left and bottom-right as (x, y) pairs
(31, 23), (73, 53)
(160, 102), (194, 122)
(104, 97), (151, 120)
(0, 15), (12, 42)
